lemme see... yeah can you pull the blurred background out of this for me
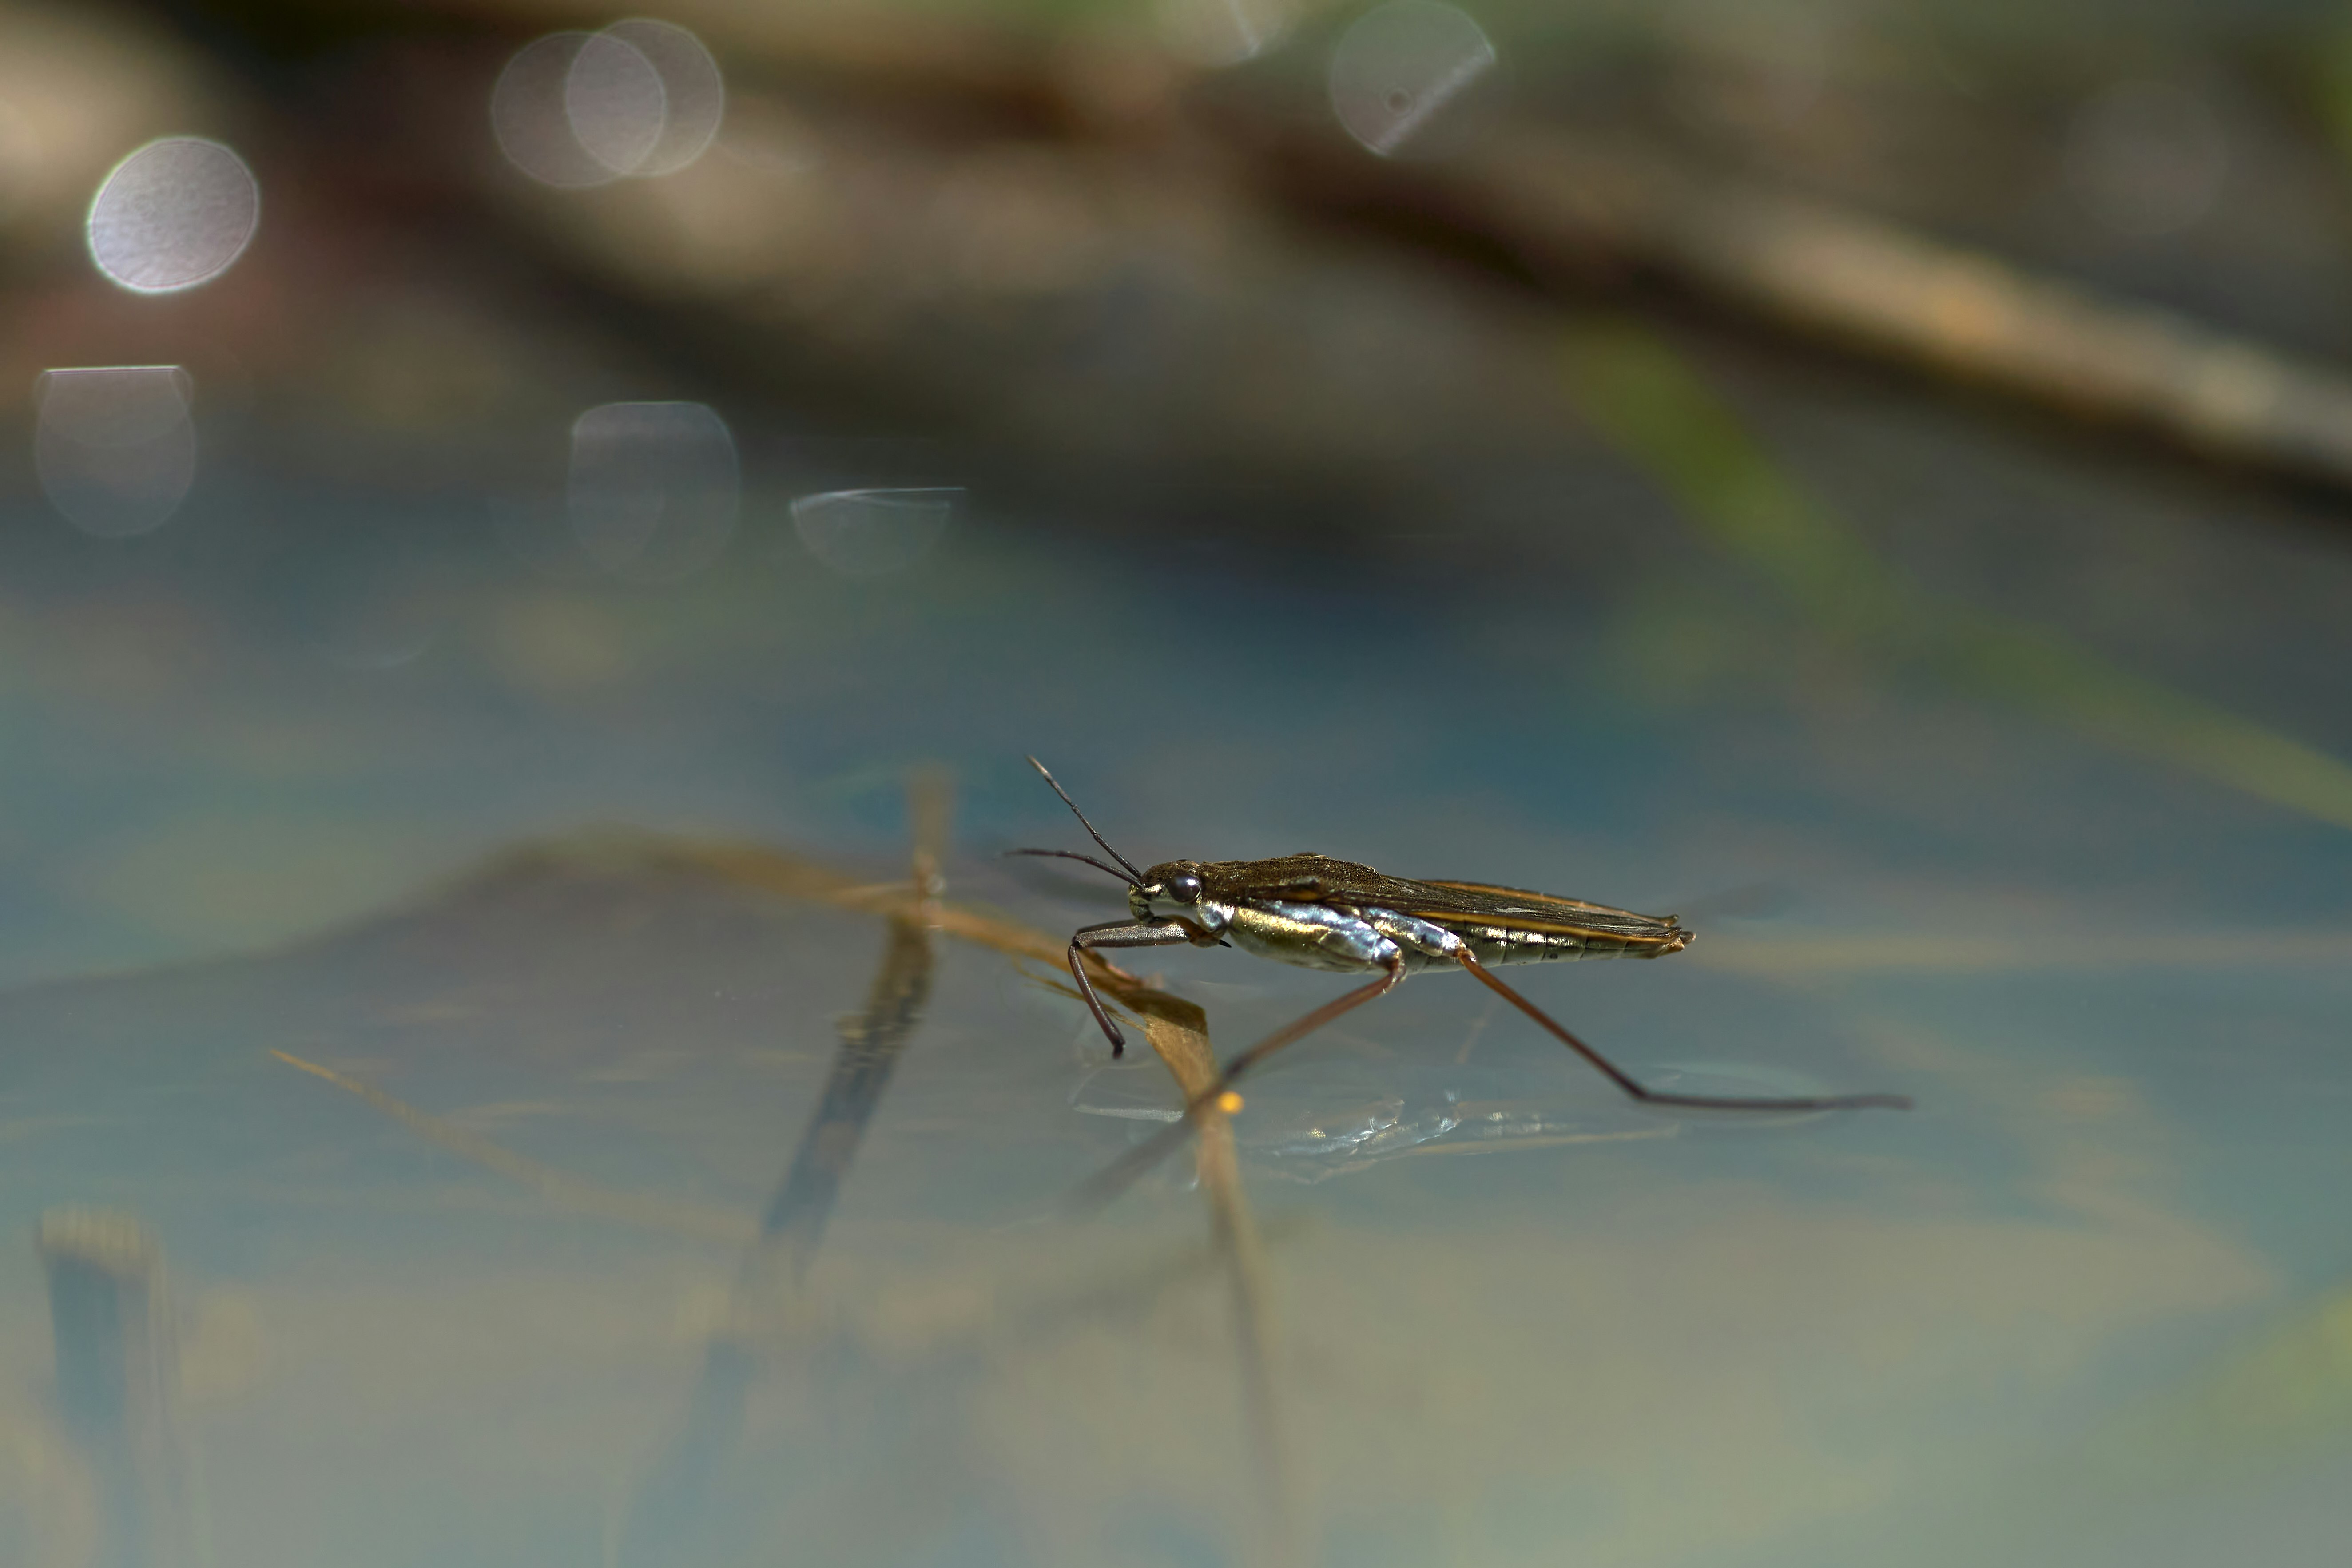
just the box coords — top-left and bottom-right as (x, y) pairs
(1, 1), (2351, 1565)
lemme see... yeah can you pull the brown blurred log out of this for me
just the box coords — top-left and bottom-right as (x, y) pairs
(1250, 117), (2352, 490)
(449, 0), (2352, 496)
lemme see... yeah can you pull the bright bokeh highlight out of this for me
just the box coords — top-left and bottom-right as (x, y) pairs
(86, 138), (258, 293)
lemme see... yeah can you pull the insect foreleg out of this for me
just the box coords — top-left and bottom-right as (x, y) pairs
(1073, 955), (1407, 1210)
(1453, 952), (1912, 1112)
(1068, 920), (1195, 1056)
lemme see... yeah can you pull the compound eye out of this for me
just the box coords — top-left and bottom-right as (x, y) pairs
(1168, 873), (1203, 904)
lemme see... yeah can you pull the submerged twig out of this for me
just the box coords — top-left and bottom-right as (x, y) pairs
(1128, 993), (1303, 1568)
(620, 769), (948, 1566)
(761, 766), (953, 1282)
(270, 1050), (754, 1245)
(277, 803), (1303, 1564)
(670, 838), (1167, 1016)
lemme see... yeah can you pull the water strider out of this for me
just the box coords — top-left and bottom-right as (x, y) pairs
(1011, 757), (1909, 1198)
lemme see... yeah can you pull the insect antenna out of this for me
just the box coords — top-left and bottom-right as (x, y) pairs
(1024, 756), (1148, 884)
(1003, 848), (1143, 888)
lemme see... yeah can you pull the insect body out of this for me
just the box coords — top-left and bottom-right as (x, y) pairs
(1012, 757), (1910, 1176)
(1125, 851), (1694, 978)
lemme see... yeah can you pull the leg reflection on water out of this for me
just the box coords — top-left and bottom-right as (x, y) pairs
(619, 769), (947, 1565)
(616, 907), (938, 1563)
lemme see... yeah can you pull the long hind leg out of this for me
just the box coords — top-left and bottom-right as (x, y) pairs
(1454, 951), (1912, 1112)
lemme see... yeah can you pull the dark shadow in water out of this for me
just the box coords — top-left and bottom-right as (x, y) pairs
(616, 769), (947, 1567)
(39, 1210), (191, 1568)
(763, 912), (941, 1273)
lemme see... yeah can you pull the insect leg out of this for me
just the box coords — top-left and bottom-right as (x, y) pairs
(1069, 920), (1194, 1056)
(1074, 956), (1408, 1210)
(1453, 952), (1912, 1112)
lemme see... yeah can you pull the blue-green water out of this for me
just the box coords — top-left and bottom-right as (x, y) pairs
(0, 337), (2347, 1567)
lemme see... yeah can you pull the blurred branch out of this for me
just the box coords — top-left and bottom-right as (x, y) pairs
(94, 0), (2352, 496)
(392, 1), (2352, 496)
(1245, 114), (2352, 491)
(37, 1), (2352, 495)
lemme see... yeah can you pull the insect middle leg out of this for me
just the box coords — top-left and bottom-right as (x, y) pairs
(1068, 919), (1196, 1056)
(1075, 955), (1407, 1208)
